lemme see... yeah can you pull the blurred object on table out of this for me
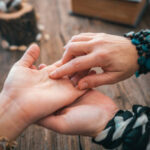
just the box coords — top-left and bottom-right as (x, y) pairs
(0, 1), (39, 51)
(70, 0), (149, 27)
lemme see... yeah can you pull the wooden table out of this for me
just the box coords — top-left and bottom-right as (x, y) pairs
(0, 0), (150, 150)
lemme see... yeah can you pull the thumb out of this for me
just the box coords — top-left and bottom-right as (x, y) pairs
(78, 72), (118, 89)
(17, 43), (40, 67)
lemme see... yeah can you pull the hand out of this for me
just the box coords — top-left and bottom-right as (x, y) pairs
(50, 33), (139, 89)
(38, 90), (118, 137)
(0, 44), (85, 140)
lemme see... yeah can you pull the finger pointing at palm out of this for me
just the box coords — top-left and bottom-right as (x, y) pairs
(50, 33), (139, 89)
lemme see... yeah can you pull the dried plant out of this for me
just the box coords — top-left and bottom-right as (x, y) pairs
(0, 0), (22, 12)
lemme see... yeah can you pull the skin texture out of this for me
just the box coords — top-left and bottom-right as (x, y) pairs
(49, 33), (139, 90)
(0, 43), (119, 141)
(0, 44), (86, 140)
(39, 90), (118, 137)
(21, 62), (118, 138)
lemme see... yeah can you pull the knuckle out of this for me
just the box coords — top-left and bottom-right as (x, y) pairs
(99, 33), (107, 37)
(97, 38), (105, 43)
(67, 43), (74, 50)
(83, 43), (92, 53)
(94, 33), (107, 43)
(110, 78), (119, 84)
(71, 59), (81, 70)
(71, 35), (79, 41)
(106, 78), (114, 85)
(79, 32), (86, 36)
(93, 78), (101, 87)
(65, 44), (74, 54)
(105, 74), (118, 85)
(100, 51), (109, 57)
(95, 51), (109, 61)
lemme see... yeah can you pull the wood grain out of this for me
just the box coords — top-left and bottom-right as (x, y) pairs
(0, 0), (150, 150)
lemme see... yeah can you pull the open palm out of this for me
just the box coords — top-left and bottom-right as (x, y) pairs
(2, 44), (85, 126)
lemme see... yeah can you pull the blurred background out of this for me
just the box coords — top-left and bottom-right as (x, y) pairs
(0, 0), (150, 150)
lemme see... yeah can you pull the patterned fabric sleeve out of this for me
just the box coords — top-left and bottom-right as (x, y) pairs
(92, 105), (150, 150)
(124, 29), (150, 77)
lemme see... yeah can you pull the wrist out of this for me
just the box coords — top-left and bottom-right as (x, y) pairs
(92, 108), (118, 138)
(123, 36), (139, 74)
(128, 38), (139, 72)
(0, 91), (29, 140)
(124, 30), (150, 77)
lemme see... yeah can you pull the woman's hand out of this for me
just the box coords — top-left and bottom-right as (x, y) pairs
(50, 33), (139, 89)
(38, 90), (118, 137)
(0, 44), (85, 140)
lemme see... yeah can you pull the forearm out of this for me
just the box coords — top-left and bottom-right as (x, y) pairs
(0, 91), (28, 140)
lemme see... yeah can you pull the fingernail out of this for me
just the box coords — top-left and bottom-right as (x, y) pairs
(29, 43), (38, 48)
(50, 71), (56, 77)
(80, 82), (88, 90)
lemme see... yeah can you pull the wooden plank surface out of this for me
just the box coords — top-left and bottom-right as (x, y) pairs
(0, 0), (150, 150)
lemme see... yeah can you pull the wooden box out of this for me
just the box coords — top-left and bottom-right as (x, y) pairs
(70, 0), (148, 26)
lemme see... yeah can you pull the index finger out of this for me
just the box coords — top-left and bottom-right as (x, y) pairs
(62, 41), (92, 64)
(50, 54), (97, 79)
(43, 60), (63, 74)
